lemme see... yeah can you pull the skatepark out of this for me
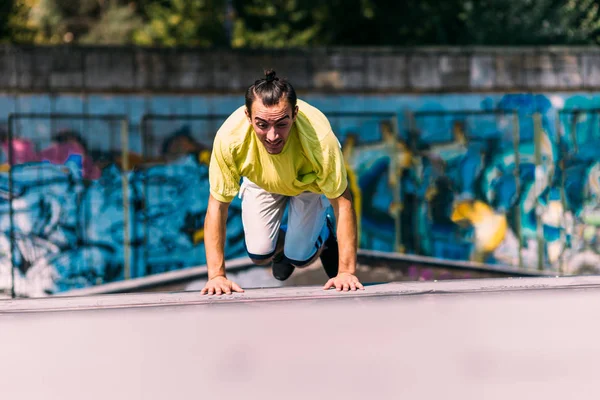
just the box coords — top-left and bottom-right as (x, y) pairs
(2, 268), (600, 399)
(1, 248), (597, 399)
(0, 41), (599, 399)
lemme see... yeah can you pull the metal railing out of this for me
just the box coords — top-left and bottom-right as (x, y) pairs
(324, 111), (402, 252)
(6, 113), (129, 298)
(0, 107), (598, 297)
(137, 113), (231, 277)
(409, 109), (523, 266)
(555, 108), (600, 273)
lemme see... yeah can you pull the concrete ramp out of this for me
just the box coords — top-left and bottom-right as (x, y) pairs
(1, 275), (600, 399)
(58, 249), (550, 297)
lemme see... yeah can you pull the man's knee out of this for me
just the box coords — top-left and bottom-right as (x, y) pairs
(247, 245), (277, 265)
(246, 239), (278, 265)
(283, 233), (325, 268)
(285, 250), (320, 268)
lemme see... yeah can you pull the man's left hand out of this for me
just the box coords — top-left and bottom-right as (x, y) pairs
(323, 272), (364, 292)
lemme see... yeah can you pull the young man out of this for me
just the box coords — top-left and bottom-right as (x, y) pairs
(201, 70), (364, 295)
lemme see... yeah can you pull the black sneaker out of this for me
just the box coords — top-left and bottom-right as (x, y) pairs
(271, 252), (295, 281)
(319, 216), (339, 279)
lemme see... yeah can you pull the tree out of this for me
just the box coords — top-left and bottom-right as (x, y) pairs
(0, 1), (16, 41)
(231, 0), (600, 47)
(462, 0), (600, 45)
(80, 3), (143, 45)
(19, 0), (142, 44)
(133, 0), (229, 47)
(4, 0), (600, 47)
(2, 0), (38, 43)
(230, 0), (379, 47)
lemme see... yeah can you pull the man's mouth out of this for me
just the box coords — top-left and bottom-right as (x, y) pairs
(265, 140), (283, 152)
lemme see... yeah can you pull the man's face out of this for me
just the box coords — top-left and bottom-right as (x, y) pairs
(246, 99), (298, 154)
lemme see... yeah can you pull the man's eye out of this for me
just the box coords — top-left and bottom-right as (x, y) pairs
(257, 123), (266, 128)
(276, 123), (287, 128)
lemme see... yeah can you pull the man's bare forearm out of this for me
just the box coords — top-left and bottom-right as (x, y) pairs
(331, 189), (357, 275)
(204, 195), (230, 280)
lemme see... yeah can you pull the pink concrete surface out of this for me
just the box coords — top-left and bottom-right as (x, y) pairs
(0, 277), (599, 399)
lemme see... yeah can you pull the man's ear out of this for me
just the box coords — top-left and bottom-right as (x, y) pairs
(293, 105), (299, 121)
(245, 108), (251, 123)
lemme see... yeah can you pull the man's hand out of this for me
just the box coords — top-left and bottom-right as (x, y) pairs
(201, 276), (244, 295)
(323, 272), (364, 292)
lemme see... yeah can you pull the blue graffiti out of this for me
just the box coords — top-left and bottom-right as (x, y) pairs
(0, 154), (246, 296)
(2, 91), (600, 296)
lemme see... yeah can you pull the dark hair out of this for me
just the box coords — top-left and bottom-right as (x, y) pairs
(245, 69), (297, 116)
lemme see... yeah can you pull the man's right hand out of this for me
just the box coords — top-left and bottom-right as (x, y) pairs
(200, 276), (244, 295)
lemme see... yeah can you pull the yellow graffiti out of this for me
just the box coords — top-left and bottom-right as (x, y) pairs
(198, 150), (211, 166)
(341, 123), (416, 251)
(586, 162), (600, 200)
(193, 228), (205, 245)
(451, 199), (507, 261)
(345, 162), (362, 241)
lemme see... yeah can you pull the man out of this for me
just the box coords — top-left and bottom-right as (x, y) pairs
(201, 69), (364, 295)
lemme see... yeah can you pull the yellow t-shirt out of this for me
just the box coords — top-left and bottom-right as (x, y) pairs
(209, 99), (348, 202)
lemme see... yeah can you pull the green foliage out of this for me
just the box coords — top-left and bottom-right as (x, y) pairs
(133, 0), (229, 47)
(230, 0), (600, 47)
(0, 1), (15, 40)
(3, 0), (600, 46)
(231, 0), (322, 47)
(231, 0), (382, 47)
(2, 0), (38, 43)
(20, 0), (141, 44)
(80, 3), (143, 45)
(461, 0), (600, 45)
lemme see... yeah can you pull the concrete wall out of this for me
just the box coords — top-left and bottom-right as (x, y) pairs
(2, 44), (600, 297)
(2, 45), (600, 93)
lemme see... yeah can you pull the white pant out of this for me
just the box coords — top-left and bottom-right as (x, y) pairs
(239, 178), (330, 264)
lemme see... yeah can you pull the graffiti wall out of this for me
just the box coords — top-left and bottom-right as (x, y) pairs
(341, 93), (600, 278)
(0, 91), (599, 296)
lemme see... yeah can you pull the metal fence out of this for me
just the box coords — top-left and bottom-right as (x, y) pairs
(556, 108), (600, 158)
(555, 109), (600, 273)
(409, 110), (523, 266)
(137, 114), (232, 277)
(2, 107), (600, 297)
(323, 111), (402, 252)
(5, 113), (129, 298)
(140, 113), (231, 160)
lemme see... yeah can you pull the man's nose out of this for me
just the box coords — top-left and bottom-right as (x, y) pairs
(266, 127), (278, 141)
